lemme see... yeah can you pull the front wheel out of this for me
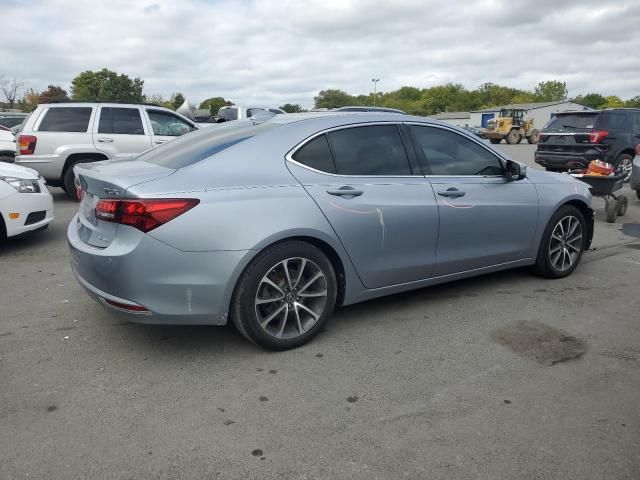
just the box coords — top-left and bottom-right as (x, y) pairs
(231, 241), (337, 350)
(614, 154), (633, 182)
(533, 205), (586, 278)
(506, 129), (520, 144)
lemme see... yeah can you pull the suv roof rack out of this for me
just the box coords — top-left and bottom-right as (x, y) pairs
(41, 100), (163, 107)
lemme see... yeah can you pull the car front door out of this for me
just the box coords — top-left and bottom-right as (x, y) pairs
(407, 124), (539, 277)
(145, 109), (197, 147)
(286, 124), (439, 289)
(93, 106), (152, 157)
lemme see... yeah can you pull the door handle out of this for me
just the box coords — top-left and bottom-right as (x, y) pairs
(326, 187), (363, 197)
(155, 140), (168, 144)
(97, 138), (113, 143)
(437, 188), (466, 198)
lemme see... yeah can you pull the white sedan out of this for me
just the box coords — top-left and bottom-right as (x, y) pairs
(1, 162), (54, 240)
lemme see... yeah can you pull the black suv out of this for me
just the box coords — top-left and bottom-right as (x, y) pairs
(535, 109), (640, 180)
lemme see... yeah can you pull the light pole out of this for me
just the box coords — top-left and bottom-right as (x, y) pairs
(371, 78), (379, 107)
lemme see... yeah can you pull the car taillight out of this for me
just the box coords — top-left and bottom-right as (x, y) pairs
(18, 134), (37, 155)
(588, 130), (608, 144)
(95, 198), (199, 232)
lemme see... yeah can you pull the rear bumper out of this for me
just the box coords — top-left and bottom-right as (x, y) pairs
(535, 149), (608, 170)
(67, 215), (250, 325)
(15, 154), (64, 182)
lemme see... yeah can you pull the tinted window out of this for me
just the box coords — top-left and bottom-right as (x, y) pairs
(39, 107), (92, 132)
(218, 108), (238, 121)
(596, 112), (627, 130)
(98, 107), (144, 135)
(0, 117), (25, 128)
(544, 113), (599, 130)
(410, 126), (504, 176)
(140, 121), (278, 169)
(327, 125), (411, 176)
(292, 135), (336, 173)
(147, 110), (195, 137)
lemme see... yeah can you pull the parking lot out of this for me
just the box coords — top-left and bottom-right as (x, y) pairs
(1, 143), (639, 479)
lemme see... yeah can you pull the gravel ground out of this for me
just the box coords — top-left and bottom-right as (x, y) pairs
(1, 144), (639, 479)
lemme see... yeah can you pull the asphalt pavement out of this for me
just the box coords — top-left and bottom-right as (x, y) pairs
(1, 144), (639, 479)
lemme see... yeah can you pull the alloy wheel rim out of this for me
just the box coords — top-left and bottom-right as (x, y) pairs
(549, 215), (582, 272)
(619, 158), (632, 181)
(255, 257), (328, 339)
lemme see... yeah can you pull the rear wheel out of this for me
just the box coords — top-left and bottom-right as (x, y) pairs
(614, 154), (633, 182)
(527, 129), (540, 144)
(489, 138), (502, 144)
(231, 241), (337, 350)
(533, 205), (586, 278)
(506, 129), (520, 144)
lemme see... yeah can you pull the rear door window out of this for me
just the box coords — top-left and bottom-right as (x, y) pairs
(146, 110), (196, 136)
(98, 107), (145, 135)
(327, 125), (412, 176)
(39, 107), (92, 132)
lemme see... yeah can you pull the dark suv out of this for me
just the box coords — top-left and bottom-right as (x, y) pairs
(535, 109), (640, 180)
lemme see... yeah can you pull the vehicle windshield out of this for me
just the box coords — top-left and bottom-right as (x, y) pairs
(544, 113), (599, 130)
(139, 121), (278, 169)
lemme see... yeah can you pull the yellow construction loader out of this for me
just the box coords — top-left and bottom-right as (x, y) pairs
(484, 108), (540, 145)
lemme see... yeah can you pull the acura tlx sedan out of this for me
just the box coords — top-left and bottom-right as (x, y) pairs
(68, 113), (594, 350)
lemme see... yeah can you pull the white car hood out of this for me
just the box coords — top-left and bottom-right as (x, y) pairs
(0, 161), (39, 180)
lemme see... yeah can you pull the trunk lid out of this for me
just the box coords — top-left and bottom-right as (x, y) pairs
(74, 159), (174, 248)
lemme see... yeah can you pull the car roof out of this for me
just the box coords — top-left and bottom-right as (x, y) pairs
(38, 101), (168, 108)
(266, 111), (448, 128)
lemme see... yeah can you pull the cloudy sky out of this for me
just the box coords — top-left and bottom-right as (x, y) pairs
(1, 0), (639, 108)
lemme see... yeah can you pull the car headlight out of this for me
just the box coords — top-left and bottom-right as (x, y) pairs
(0, 176), (41, 193)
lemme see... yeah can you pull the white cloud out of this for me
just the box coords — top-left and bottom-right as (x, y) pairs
(1, 0), (638, 109)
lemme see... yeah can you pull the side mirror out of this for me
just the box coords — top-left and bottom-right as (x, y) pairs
(505, 160), (526, 181)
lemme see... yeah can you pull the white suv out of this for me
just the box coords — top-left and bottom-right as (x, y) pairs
(15, 103), (198, 197)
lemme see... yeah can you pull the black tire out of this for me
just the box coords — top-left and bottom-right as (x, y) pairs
(606, 199), (618, 223)
(616, 195), (628, 216)
(489, 138), (502, 144)
(230, 240), (337, 350)
(63, 161), (83, 200)
(533, 205), (587, 279)
(614, 153), (633, 182)
(527, 129), (540, 144)
(0, 155), (14, 163)
(636, 189), (640, 201)
(506, 129), (520, 145)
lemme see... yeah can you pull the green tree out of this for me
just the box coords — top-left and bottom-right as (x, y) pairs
(71, 68), (144, 103)
(170, 92), (185, 110)
(314, 89), (354, 108)
(38, 85), (69, 104)
(280, 103), (304, 113)
(534, 80), (568, 102)
(624, 95), (640, 108)
(199, 96), (232, 115)
(574, 93), (606, 109)
(601, 95), (624, 108)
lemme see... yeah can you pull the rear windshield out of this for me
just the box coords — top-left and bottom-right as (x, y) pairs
(39, 107), (92, 132)
(544, 113), (599, 130)
(139, 121), (278, 169)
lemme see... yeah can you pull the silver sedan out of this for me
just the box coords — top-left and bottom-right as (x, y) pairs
(68, 113), (594, 349)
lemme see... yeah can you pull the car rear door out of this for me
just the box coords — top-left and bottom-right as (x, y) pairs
(286, 123), (439, 289)
(407, 124), (539, 276)
(145, 109), (197, 147)
(93, 106), (152, 157)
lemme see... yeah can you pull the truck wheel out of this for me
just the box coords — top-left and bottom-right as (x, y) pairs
(614, 154), (633, 182)
(506, 129), (520, 144)
(527, 129), (540, 144)
(516, 134), (523, 144)
(616, 195), (628, 216)
(489, 138), (502, 144)
(606, 199), (618, 223)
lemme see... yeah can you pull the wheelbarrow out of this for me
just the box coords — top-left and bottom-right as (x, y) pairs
(571, 174), (627, 223)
